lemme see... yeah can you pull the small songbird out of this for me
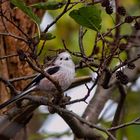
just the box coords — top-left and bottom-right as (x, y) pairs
(0, 51), (75, 109)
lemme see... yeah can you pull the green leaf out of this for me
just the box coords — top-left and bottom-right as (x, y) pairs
(40, 33), (56, 40)
(31, 1), (65, 10)
(33, 33), (56, 42)
(10, 0), (41, 25)
(69, 5), (102, 31)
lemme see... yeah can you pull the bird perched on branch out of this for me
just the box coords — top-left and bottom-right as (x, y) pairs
(0, 51), (75, 109)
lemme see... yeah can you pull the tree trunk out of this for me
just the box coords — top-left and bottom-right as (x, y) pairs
(0, 0), (44, 139)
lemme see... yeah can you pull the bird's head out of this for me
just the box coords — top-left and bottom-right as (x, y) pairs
(54, 52), (75, 69)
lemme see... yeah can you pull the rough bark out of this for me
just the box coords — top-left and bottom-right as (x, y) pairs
(0, 0), (44, 139)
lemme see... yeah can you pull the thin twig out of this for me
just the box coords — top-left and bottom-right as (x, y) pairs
(63, 74), (99, 106)
(114, 0), (121, 40)
(79, 26), (86, 56)
(54, 106), (117, 140)
(112, 54), (140, 73)
(8, 74), (37, 83)
(26, 57), (62, 93)
(37, 39), (47, 57)
(44, 0), (75, 32)
(97, 21), (125, 42)
(0, 32), (28, 43)
(89, 32), (98, 57)
(0, 77), (18, 96)
(1, 11), (29, 39)
(108, 117), (140, 131)
(25, 95), (116, 140)
(108, 82), (126, 140)
(0, 53), (18, 60)
(62, 39), (83, 57)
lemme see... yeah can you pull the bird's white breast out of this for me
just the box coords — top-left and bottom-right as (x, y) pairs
(38, 66), (75, 93)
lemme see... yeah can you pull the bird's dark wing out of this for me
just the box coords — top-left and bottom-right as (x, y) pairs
(23, 66), (60, 91)
(22, 73), (43, 91)
(46, 65), (60, 75)
(0, 66), (60, 110)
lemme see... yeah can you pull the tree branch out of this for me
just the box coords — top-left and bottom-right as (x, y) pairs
(108, 82), (126, 140)
(108, 117), (140, 131)
(0, 76), (18, 96)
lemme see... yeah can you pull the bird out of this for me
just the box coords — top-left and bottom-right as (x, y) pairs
(0, 51), (75, 109)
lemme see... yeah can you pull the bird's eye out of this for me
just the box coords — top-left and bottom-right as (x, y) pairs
(60, 58), (63, 60)
(65, 57), (69, 60)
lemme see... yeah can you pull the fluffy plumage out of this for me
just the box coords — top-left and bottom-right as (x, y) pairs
(0, 52), (75, 109)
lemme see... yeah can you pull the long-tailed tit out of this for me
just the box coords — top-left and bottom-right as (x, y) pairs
(0, 52), (75, 109)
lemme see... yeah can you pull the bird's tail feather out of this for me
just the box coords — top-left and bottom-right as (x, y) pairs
(0, 86), (36, 110)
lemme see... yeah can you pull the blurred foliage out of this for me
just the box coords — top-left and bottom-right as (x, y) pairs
(29, 130), (72, 140)
(10, 0), (140, 139)
(35, 1), (140, 138)
(123, 90), (140, 139)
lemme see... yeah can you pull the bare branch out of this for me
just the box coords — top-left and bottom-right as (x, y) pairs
(108, 117), (140, 131)
(97, 21), (125, 42)
(0, 32), (28, 43)
(0, 53), (18, 60)
(44, 0), (76, 32)
(0, 77), (18, 96)
(112, 54), (140, 73)
(25, 57), (63, 94)
(24, 95), (115, 140)
(78, 26), (86, 56)
(8, 74), (37, 83)
(108, 82), (126, 140)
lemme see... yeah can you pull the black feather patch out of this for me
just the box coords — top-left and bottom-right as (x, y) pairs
(47, 66), (60, 75)
(23, 66), (60, 91)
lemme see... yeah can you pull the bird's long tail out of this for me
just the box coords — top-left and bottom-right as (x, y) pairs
(0, 86), (36, 110)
